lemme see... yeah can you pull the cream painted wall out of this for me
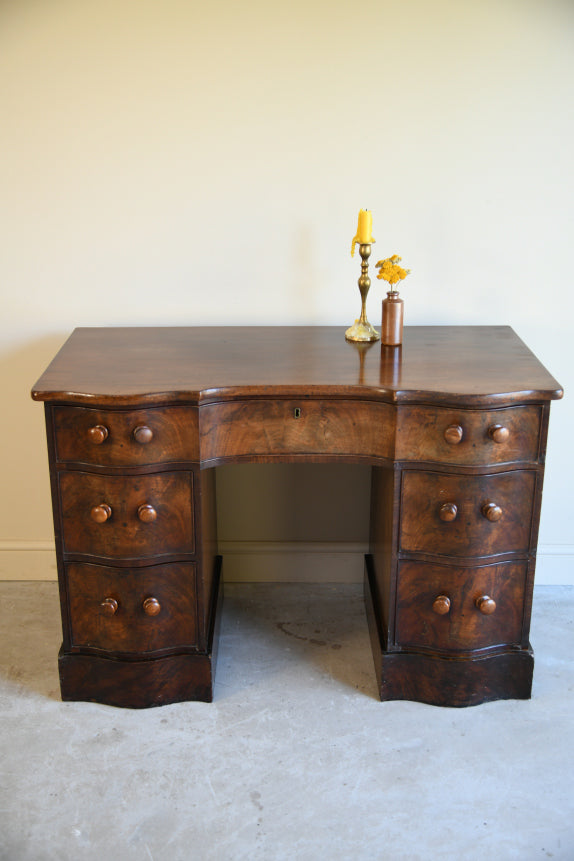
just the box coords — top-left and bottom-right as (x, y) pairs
(1, 0), (572, 582)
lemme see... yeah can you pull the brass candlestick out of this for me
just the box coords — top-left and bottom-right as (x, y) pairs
(345, 243), (380, 343)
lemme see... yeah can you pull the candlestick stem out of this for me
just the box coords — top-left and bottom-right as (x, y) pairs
(345, 243), (380, 342)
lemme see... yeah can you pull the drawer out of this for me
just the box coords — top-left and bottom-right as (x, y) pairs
(200, 399), (395, 462)
(59, 471), (194, 561)
(53, 405), (198, 466)
(67, 562), (198, 653)
(395, 560), (527, 651)
(396, 405), (541, 465)
(399, 469), (536, 558)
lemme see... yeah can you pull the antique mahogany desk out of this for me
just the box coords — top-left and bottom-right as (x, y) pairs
(31, 326), (562, 708)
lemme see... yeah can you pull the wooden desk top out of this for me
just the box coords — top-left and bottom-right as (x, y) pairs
(31, 325), (563, 408)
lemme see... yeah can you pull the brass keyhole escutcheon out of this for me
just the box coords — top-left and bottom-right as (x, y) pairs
(294, 408), (301, 419)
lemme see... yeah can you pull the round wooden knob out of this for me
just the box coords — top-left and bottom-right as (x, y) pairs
(476, 595), (496, 615)
(432, 595), (451, 615)
(482, 502), (503, 522)
(101, 597), (118, 616)
(90, 503), (112, 523)
(439, 502), (458, 522)
(143, 597), (161, 616)
(88, 425), (109, 445)
(488, 424), (510, 444)
(444, 424), (463, 445)
(137, 504), (157, 523)
(133, 426), (154, 445)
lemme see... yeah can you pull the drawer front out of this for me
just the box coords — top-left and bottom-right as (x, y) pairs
(399, 469), (536, 558)
(200, 399), (395, 461)
(60, 471), (194, 561)
(53, 406), (198, 466)
(395, 560), (526, 651)
(68, 562), (198, 653)
(396, 405), (541, 465)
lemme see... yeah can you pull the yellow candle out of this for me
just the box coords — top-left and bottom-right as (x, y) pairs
(351, 209), (375, 256)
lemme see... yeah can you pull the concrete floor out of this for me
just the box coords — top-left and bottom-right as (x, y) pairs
(0, 582), (573, 861)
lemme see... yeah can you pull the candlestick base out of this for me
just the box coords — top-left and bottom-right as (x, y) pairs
(345, 242), (380, 343)
(345, 320), (380, 342)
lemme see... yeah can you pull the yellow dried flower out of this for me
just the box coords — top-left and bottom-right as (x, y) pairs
(375, 255), (411, 289)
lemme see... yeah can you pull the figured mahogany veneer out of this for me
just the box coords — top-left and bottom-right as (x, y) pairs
(395, 560), (526, 652)
(399, 469), (537, 558)
(395, 404), (541, 465)
(67, 562), (198, 653)
(59, 471), (195, 562)
(54, 405), (198, 467)
(31, 326), (562, 708)
(200, 399), (395, 463)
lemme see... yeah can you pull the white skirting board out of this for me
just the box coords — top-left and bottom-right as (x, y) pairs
(0, 540), (572, 585)
(0, 541), (58, 581)
(218, 541), (369, 583)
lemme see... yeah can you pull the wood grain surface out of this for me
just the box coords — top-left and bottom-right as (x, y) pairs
(395, 560), (526, 651)
(54, 405), (198, 466)
(399, 469), (537, 558)
(59, 471), (195, 562)
(31, 326), (563, 407)
(67, 561), (198, 653)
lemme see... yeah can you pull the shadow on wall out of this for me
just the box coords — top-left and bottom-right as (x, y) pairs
(216, 462), (372, 582)
(217, 462), (372, 544)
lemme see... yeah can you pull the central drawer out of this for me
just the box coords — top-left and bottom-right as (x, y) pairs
(67, 562), (198, 653)
(59, 471), (194, 561)
(200, 399), (395, 462)
(399, 469), (536, 558)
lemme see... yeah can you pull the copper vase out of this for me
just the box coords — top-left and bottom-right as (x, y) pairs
(381, 291), (404, 345)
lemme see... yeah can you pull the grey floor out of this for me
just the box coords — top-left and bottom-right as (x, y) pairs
(1, 582), (573, 861)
